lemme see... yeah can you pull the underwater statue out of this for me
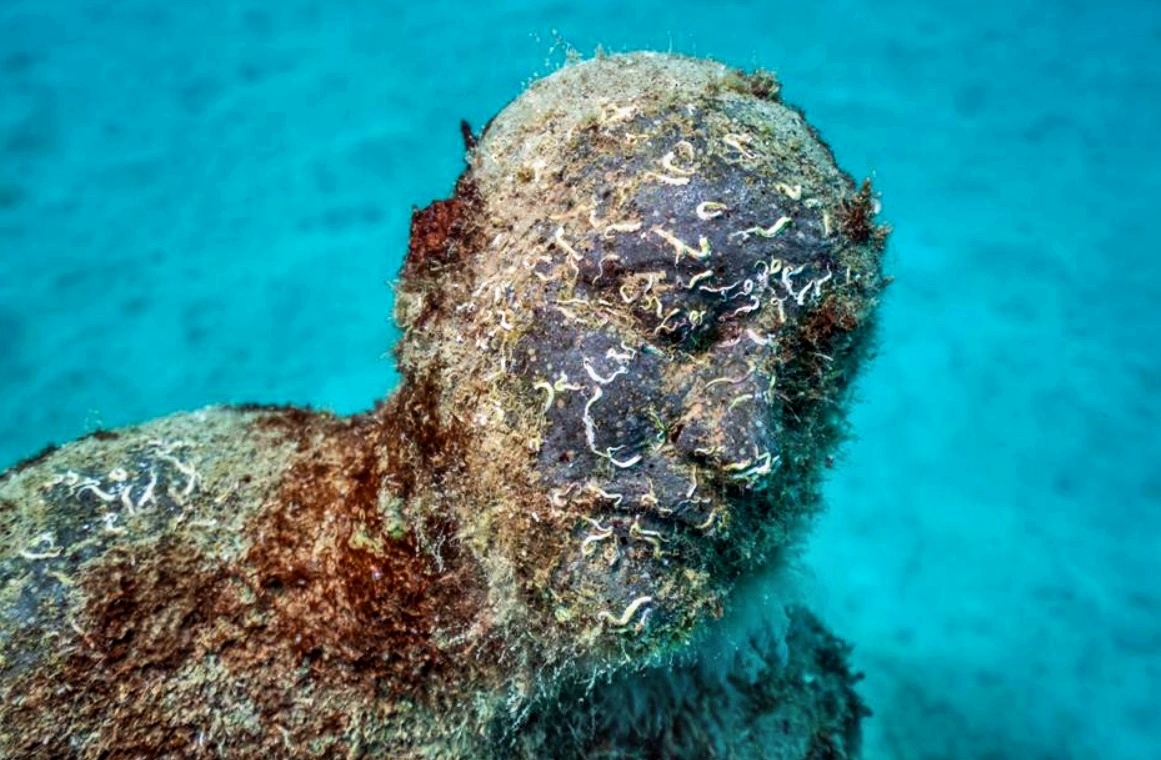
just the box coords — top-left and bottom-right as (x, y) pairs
(0, 52), (887, 758)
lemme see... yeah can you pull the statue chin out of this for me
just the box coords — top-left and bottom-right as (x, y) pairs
(0, 51), (887, 759)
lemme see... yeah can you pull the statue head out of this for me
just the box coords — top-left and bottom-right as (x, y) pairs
(390, 52), (887, 662)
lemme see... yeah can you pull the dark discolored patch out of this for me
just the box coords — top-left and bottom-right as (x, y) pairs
(3, 410), (496, 756)
(242, 403), (319, 434)
(460, 119), (478, 151)
(795, 612), (871, 760)
(798, 295), (862, 349)
(384, 367), (462, 494)
(79, 542), (232, 666)
(510, 311), (676, 488)
(715, 67), (782, 101)
(745, 68), (781, 100)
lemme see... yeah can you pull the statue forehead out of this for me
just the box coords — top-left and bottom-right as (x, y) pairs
(494, 127), (841, 359)
(466, 67), (848, 357)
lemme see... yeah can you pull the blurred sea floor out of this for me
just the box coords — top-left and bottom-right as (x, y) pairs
(1, 1), (1158, 757)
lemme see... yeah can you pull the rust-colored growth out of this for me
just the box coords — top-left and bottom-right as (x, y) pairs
(383, 367), (464, 491)
(2, 545), (239, 757)
(837, 179), (885, 246)
(0, 409), (497, 758)
(779, 293), (874, 420)
(799, 296), (862, 349)
(408, 198), (463, 270)
(404, 176), (482, 278)
(240, 412), (493, 703)
(79, 544), (231, 668)
(398, 176), (484, 336)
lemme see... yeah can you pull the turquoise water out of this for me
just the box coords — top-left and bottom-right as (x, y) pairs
(1, 1), (1158, 757)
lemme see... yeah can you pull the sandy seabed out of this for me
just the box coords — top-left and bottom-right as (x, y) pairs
(1, 1), (1158, 757)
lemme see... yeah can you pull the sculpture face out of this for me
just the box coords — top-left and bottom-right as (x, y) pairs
(510, 155), (822, 531)
(396, 53), (885, 644)
(495, 128), (866, 636)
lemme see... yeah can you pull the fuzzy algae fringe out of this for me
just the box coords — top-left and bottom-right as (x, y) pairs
(0, 51), (888, 759)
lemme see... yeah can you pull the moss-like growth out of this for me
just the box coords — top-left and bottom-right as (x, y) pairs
(0, 52), (887, 758)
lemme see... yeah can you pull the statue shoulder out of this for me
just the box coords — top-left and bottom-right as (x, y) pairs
(0, 404), (312, 691)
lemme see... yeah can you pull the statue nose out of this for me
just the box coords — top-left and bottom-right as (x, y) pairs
(671, 380), (780, 489)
